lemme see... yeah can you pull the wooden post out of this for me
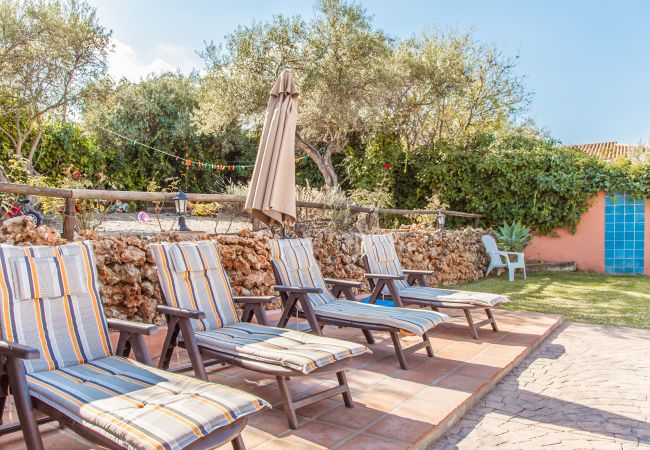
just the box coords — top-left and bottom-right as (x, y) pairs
(63, 198), (75, 241)
(474, 216), (481, 228)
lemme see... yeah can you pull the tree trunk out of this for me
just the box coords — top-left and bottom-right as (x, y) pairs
(295, 133), (340, 187)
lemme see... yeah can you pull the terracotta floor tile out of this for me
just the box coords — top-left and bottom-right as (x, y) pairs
(499, 332), (541, 345)
(291, 419), (356, 448)
(318, 404), (385, 429)
(390, 398), (458, 425)
(345, 368), (390, 392)
(295, 398), (341, 419)
(414, 357), (463, 373)
(247, 408), (293, 436)
(391, 367), (449, 385)
(252, 435), (327, 450)
(371, 377), (426, 400)
(434, 374), (489, 393)
(414, 385), (473, 405)
(468, 354), (514, 369)
(453, 362), (502, 379)
(354, 389), (406, 412)
(366, 414), (433, 444)
(336, 433), (410, 450)
(247, 384), (285, 407)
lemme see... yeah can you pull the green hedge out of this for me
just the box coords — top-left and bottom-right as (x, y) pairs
(344, 136), (650, 234)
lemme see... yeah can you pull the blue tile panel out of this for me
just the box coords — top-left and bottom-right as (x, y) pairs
(605, 193), (644, 274)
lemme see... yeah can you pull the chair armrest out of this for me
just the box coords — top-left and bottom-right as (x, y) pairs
(156, 305), (206, 320)
(233, 295), (276, 304)
(273, 285), (322, 294)
(403, 269), (435, 276)
(364, 273), (406, 280)
(323, 278), (364, 288)
(0, 340), (40, 360)
(107, 319), (158, 336)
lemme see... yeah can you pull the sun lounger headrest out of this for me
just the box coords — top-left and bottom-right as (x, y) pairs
(10, 254), (88, 300)
(167, 241), (222, 273)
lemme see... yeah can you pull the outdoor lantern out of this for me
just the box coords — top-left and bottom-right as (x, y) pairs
(172, 190), (191, 231)
(437, 211), (446, 231)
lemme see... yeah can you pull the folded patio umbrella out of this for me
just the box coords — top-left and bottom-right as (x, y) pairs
(245, 69), (299, 226)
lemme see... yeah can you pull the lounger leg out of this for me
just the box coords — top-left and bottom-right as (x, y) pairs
(276, 376), (299, 430)
(485, 308), (499, 332)
(336, 371), (354, 408)
(361, 329), (375, 344)
(390, 332), (408, 370)
(178, 319), (208, 380)
(423, 333), (434, 358)
(158, 318), (180, 370)
(0, 373), (8, 425)
(5, 357), (44, 450)
(231, 435), (246, 450)
(463, 309), (480, 340)
(116, 332), (131, 358)
(130, 333), (153, 365)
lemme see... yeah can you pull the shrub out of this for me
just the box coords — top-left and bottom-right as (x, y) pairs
(494, 221), (532, 252)
(344, 133), (650, 234)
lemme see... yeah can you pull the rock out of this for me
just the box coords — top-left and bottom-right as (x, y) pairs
(0, 215), (490, 323)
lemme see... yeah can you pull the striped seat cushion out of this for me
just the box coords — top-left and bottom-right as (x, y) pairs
(27, 356), (268, 450)
(150, 241), (240, 332)
(313, 300), (450, 336)
(0, 242), (112, 374)
(193, 322), (368, 374)
(269, 238), (336, 307)
(362, 234), (410, 293)
(398, 286), (509, 307)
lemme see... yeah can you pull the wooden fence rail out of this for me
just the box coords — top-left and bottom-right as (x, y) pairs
(0, 182), (482, 240)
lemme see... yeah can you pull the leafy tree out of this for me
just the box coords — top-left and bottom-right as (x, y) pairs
(195, 0), (392, 187)
(0, 0), (110, 174)
(383, 30), (530, 153)
(82, 73), (256, 192)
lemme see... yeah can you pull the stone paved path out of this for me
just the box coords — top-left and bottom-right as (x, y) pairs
(433, 323), (650, 449)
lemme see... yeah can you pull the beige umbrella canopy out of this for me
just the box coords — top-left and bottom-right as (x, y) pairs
(245, 69), (300, 227)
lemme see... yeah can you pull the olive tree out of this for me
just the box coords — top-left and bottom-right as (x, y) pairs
(195, 0), (392, 187)
(0, 0), (110, 174)
(384, 30), (531, 152)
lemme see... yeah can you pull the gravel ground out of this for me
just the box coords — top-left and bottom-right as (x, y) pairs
(46, 212), (252, 236)
(433, 322), (650, 449)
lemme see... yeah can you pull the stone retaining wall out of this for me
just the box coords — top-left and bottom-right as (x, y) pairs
(0, 217), (490, 323)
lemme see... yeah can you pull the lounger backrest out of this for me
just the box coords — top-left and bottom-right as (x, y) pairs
(362, 234), (410, 291)
(269, 238), (336, 307)
(150, 241), (240, 331)
(0, 242), (112, 373)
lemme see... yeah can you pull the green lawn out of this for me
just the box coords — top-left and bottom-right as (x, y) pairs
(449, 272), (650, 329)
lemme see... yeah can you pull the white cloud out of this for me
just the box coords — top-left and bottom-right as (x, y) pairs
(107, 38), (200, 81)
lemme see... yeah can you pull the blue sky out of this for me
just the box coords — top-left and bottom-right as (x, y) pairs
(88, 0), (650, 145)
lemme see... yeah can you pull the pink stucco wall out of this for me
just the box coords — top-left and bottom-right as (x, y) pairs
(525, 192), (606, 272)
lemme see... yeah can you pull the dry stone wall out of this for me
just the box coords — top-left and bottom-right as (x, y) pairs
(0, 217), (490, 323)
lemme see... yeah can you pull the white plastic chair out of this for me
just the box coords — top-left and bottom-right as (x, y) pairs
(482, 235), (526, 282)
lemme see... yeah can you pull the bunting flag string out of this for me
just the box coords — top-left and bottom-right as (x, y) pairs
(95, 125), (308, 171)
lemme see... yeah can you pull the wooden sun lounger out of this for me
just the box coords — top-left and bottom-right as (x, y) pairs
(363, 258), (498, 340)
(156, 298), (355, 430)
(271, 271), (434, 370)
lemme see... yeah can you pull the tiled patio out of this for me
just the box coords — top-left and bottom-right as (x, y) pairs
(0, 309), (562, 449)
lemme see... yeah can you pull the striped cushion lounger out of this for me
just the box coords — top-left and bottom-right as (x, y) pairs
(269, 238), (451, 370)
(150, 240), (368, 430)
(362, 233), (510, 339)
(0, 242), (268, 450)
